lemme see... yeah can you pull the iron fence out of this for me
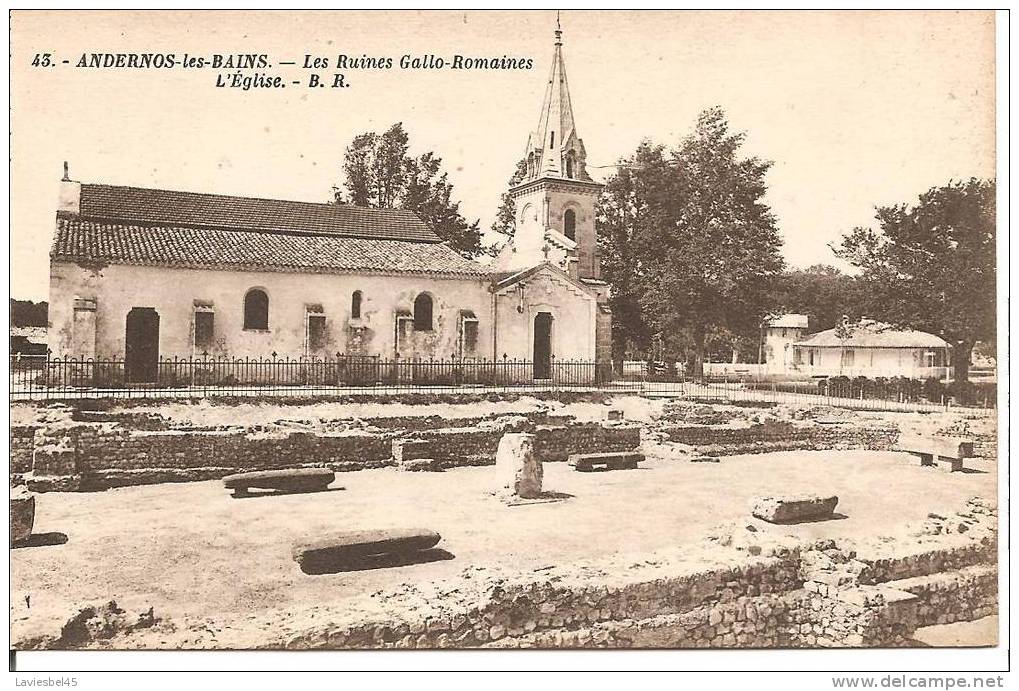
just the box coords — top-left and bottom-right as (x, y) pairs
(9, 354), (620, 400)
(7, 354), (996, 414)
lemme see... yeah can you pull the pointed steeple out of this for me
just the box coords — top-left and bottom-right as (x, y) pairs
(522, 20), (589, 182)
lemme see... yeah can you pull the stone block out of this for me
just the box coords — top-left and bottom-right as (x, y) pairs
(223, 468), (334, 496)
(398, 458), (443, 472)
(10, 486), (35, 544)
(392, 439), (432, 463)
(569, 451), (644, 472)
(751, 495), (839, 524)
(603, 409), (624, 422)
(293, 528), (441, 569)
(495, 433), (542, 499)
(896, 435), (973, 462)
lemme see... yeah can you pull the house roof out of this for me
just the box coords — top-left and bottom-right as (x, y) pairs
(10, 326), (47, 344)
(76, 183), (441, 243)
(51, 218), (486, 278)
(794, 320), (950, 349)
(767, 313), (809, 329)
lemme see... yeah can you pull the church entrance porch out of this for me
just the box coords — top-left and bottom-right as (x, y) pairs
(533, 312), (554, 379)
(125, 308), (160, 384)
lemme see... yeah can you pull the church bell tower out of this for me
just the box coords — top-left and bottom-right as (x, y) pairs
(494, 22), (606, 281)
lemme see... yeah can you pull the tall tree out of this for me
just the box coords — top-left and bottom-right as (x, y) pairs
(598, 107), (785, 376)
(596, 141), (673, 364)
(834, 178), (996, 383)
(489, 158), (528, 246)
(334, 123), (483, 257)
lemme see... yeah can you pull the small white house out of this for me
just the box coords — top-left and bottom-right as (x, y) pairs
(761, 313), (810, 372)
(790, 319), (952, 380)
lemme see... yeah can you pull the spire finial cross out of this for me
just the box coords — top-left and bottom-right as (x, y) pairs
(554, 10), (562, 44)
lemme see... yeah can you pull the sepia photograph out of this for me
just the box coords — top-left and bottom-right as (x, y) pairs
(6, 7), (1007, 683)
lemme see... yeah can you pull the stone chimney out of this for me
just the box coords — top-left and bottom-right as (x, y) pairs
(57, 161), (80, 215)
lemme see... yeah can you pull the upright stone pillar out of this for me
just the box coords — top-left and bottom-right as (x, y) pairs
(71, 297), (97, 359)
(495, 433), (542, 499)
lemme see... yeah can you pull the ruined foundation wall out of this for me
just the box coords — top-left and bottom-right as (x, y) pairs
(267, 500), (996, 651)
(15, 406), (642, 491)
(659, 420), (899, 456)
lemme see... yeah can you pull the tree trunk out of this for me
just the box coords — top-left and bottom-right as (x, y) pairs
(954, 340), (974, 384)
(687, 327), (707, 381)
(611, 338), (626, 379)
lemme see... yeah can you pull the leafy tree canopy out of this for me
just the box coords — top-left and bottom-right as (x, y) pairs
(597, 107), (785, 373)
(335, 122), (483, 257)
(771, 264), (868, 333)
(834, 178), (995, 383)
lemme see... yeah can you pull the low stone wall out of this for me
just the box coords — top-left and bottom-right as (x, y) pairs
(17, 404), (643, 491)
(73, 429), (395, 490)
(892, 565), (997, 628)
(659, 420), (898, 456)
(10, 426), (37, 474)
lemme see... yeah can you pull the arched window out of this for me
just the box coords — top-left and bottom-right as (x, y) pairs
(351, 290), (363, 319)
(549, 131), (555, 149)
(413, 293), (433, 331)
(564, 209), (577, 241)
(243, 288), (269, 330)
(565, 157), (573, 178)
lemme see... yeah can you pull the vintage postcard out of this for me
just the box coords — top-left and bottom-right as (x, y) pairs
(7, 8), (1005, 681)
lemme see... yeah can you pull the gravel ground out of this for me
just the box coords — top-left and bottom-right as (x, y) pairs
(10, 447), (996, 647)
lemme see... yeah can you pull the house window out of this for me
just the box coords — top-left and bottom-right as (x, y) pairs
(841, 348), (855, 367)
(413, 293), (433, 331)
(307, 309), (326, 352)
(924, 350), (937, 368)
(194, 307), (214, 350)
(243, 289), (269, 330)
(564, 209), (576, 240)
(351, 290), (363, 319)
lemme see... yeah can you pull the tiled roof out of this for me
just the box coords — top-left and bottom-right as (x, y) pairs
(51, 218), (486, 277)
(795, 320), (949, 349)
(767, 313), (810, 329)
(77, 183), (441, 243)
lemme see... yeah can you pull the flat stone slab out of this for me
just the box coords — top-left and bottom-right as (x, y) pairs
(895, 435), (974, 473)
(751, 495), (839, 524)
(10, 487), (35, 545)
(896, 435), (974, 460)
(293, 528), (441, 570)
(222, 468), (335, 496)
(397, 458), (444, 472)
(569, 452), (644, 472)
(690, 456), (721, 463)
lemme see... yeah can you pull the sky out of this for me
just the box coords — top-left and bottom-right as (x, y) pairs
(10, 10), (996, 300)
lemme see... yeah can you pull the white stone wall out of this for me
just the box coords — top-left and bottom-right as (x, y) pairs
(792, 346), (952, 379)
(492, 267), (597, 363)
(49, 260), (493, 361)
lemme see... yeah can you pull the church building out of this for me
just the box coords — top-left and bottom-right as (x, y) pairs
(46, 26), (612, 384)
